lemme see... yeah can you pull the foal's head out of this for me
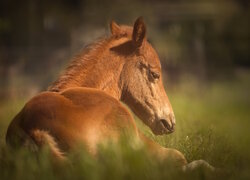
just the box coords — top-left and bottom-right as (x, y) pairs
(110, 17), (175, 135)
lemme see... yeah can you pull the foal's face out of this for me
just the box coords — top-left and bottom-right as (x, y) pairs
(112, 18), (175, 135)
(122, 44), (175, 135)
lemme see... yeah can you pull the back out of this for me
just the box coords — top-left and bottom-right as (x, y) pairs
(6, 87), (138, 154)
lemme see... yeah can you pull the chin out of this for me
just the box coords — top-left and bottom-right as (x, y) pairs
(154, 129), (174, 136)
(151, 125), (175, 136)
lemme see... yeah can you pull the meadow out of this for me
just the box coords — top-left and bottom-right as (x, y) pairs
(0, 71), (249, 180)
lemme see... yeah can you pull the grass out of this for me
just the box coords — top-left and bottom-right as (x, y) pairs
(0, 71), (249, 179)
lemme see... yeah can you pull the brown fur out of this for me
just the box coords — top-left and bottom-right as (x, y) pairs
(30, 130), (65, 160)
(6, 17), (188, 167)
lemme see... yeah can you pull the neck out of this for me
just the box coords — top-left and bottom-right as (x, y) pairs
(48, 37), (126, 100)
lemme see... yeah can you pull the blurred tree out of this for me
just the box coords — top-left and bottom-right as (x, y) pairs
(0, 0), (249, 99)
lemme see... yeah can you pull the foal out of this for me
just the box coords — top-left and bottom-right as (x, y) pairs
(6, 17), (214, 171)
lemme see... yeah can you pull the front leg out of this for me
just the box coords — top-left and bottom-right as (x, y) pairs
(138, 131), (216, 172)
(138, 131), (187, 167)
(182, 160), (215, 172)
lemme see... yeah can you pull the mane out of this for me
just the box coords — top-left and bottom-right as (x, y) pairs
(48, 36), (113, 92)
(48, 26), (133, 92)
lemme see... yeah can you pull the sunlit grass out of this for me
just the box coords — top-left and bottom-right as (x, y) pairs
(0, 72), (249, 179)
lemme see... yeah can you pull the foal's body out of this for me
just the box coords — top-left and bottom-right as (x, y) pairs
(6, 18), (214, 170)
(7, 88), (137, 156)
(7, 87), (185, 165)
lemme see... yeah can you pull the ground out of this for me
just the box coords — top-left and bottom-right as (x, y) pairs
(0, 71), (249, 180)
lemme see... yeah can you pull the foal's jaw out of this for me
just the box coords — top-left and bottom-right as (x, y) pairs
(127, 96), (176, 135)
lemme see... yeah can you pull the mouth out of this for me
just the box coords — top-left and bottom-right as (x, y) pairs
(160, 119), (174, 131)
(153, 119), (175, 135)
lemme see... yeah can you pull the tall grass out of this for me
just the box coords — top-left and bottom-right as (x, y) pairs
(0, 72), (249, 179)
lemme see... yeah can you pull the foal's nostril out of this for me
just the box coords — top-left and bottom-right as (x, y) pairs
(160, 119), (173, 131)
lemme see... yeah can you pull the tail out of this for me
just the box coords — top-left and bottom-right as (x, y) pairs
(30, 130), (65, 160)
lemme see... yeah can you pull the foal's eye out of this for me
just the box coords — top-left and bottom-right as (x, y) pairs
(151, 71), (160, 79)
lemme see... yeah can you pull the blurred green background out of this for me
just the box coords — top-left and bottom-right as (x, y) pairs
(0, 0), (249, 179)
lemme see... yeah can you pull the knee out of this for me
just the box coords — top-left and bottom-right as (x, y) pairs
(168, 149), (187, 166)
(158, 148), (187, 166)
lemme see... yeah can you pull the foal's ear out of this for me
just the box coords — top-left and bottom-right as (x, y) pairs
(132, 17), (146, 47)
(110, 20), (121, 36)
